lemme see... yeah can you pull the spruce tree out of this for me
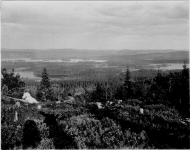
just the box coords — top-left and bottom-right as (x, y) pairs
(91, 83), (106, 103)
(124, 67), (131, 87)
(123, 67), (133, 100)
(180, 63), (189, 116)
(36, 68), (53, 102)
(40, 68), (51, 89)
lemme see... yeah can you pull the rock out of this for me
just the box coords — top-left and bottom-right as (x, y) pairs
(15, 102), (21, 108)
(96, 102), (103, 109)
(118, 100), (122, 104)
(56, 101), (61, 104)
(37, 105), (42, 109)
(140, 108), (144, 114)
(64, 96), (75, 104)
(180, 121), (187, 125)
(185, 118), (190, 123)
(14, 111), (18, 122)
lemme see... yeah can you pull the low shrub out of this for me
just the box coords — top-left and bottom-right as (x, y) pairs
(59, 115), (126, 149)
(125, 99), (143, 106)
(100, 117), (125, 148)
(41, 103), (88, 121)
(36, 120), (50, 139)
(59, 114), (101, 149)
(37, 138), (55, 149)
(111, 103), (189, 148)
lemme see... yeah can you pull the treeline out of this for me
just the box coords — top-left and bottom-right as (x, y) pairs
(2, 64), (189, 116)
(90, 65), (189, 117)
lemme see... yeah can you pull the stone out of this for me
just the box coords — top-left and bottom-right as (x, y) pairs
(140, 108), (144, 114)
(15, 101), (21, 108)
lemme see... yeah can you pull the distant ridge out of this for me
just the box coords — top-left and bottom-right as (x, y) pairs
(1, 48), (189, 52)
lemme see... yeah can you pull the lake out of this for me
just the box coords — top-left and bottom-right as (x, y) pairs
(150, 63), (189, 70)
(14, 71), (41, 80)
(2, 58), (107, 63)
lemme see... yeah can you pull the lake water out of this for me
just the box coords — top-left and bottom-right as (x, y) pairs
(14, 71), (61, 81)
(150, 63), (189, 70)
(2, 58), (107, 63)
(14, 71), (41, 79)
(68, 59), (107, 63)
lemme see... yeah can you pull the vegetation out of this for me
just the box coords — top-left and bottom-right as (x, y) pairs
(1, 63), (189, 149)
(36, 68), (55, 102)
(1, 68), (25, 98)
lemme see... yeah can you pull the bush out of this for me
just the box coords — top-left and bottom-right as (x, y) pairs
(100, 117), (125, 148)
(41, 103), (88, 121)
(59, 114), (101, 149)
(37, 138), (55, 149)
(1, 125), (16, 149)
(125, 99), (143, 106)
(59, 115), (125, 149)
(1, 124), (23, 150)
(109, 103), (189, 148)
(1, 68), (25, 98)
(36, 120), (50, 139)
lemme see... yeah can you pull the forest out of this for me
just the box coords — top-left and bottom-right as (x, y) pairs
(1, 63), (190, 149)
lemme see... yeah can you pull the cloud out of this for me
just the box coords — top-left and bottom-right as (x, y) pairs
(95, 1), (188, 26)
(1, 1), (189, 50)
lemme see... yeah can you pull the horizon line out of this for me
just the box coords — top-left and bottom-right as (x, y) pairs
(1, 48), (189, 51)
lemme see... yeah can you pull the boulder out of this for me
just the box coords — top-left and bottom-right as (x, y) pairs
(140, 108), (144, 115)
(96, 102), (103, 109)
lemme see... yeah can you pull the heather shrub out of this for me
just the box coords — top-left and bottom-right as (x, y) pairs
(100, 117), (125, 148)
(123, 129), (139, 148)
(59, 114), (102, 149)
(110, 103), (189, 148)
(37, 138), (55, 149)
(1, 124), (23, 150)
(1, 125), (17, 149)
(125, 99), (143, 106)
(59, 115), (125, 149)
(41, 103), (88, 121)
(36, 120), (50, 139)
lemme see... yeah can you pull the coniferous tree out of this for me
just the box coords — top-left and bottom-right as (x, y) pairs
(151, 70), (170, 104)
(180, 63), (189, 116)
(91, 83), (106, 103)
(115, 85), (125, 100)
(123, 67), (133, 100)
(36, 68), (54, 102)
(40, 68), (51, 89)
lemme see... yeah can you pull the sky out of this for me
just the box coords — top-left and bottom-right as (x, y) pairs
(1, 1), (189, 50)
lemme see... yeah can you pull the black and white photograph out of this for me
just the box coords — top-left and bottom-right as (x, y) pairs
(1, 0), (189, 149)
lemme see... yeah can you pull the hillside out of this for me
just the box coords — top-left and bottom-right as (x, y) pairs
(1, 64), (189, 149)
(2, 49), (189, 63)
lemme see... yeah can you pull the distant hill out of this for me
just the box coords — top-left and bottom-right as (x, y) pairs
(1, 49), (189, 64)
(116, 49), (183, 55)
